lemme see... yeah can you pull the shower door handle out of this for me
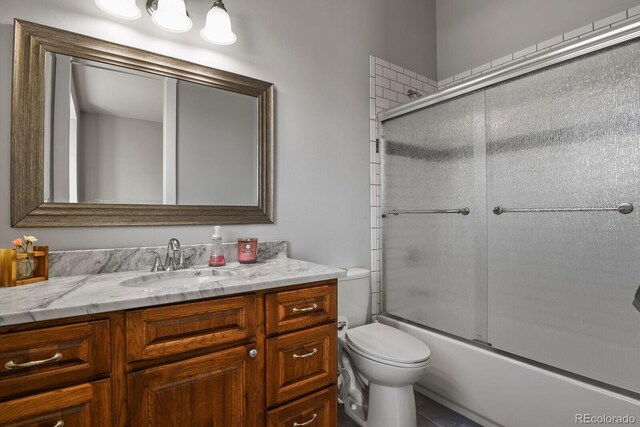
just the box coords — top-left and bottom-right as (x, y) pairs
(492, 203), (633, 215)
(384, 207), (470, 216)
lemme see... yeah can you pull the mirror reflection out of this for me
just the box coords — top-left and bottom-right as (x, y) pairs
(44, 54), (258, 206)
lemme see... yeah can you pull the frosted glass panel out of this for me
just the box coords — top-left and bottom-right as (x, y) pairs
(382, 92), (487, 340)
(486, 41), (640, 393)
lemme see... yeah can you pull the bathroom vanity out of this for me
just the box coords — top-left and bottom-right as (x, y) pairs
(0, 257), (344, 426)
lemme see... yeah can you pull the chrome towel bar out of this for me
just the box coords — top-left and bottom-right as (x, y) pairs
(384, 207), (470, 217)
(492, 203), (633, 215)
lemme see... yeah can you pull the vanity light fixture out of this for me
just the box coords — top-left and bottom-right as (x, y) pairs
(95, 0), (142, 20)
(200, 0), (237, 45)
(96, 0), (238, 45)
(148, 0), (193, 33)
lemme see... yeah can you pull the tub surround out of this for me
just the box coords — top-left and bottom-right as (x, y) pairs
(48, 240), (287, 276)
(0, 254), (345, 326)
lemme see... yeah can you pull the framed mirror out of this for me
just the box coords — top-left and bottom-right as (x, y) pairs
(11, 20), (273, 227)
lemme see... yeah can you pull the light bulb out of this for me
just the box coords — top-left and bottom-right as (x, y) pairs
(152, 0), (193, 33)
(200, 1), (237, 45)
(95, 0), (141, 20)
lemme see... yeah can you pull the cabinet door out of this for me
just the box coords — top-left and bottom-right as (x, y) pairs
(0, 379), (111, 427)
(128, 345), (263, 427)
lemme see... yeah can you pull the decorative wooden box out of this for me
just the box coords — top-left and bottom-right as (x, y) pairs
(0, 246), (49, 287)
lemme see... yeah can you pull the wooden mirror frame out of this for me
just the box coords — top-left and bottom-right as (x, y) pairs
(11, 20), (273, 227)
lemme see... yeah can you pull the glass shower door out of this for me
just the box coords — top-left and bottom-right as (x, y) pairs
(382, 91), (488, 341)
(486, 41), (640, 393)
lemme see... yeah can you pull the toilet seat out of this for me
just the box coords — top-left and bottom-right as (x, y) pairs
(345, 323), (431, 368)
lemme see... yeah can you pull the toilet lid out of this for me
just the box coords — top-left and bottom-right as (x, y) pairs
(346, 323), (430, 364)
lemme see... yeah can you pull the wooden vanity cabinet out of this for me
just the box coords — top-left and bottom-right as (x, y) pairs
(0, 279), (338, 427)
(128, 345), (260, 426)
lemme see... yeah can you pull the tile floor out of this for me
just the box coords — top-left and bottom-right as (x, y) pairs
(338, 391), (482, 427)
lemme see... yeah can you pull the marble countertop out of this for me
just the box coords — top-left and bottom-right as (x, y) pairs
(0, 258), (346, 326)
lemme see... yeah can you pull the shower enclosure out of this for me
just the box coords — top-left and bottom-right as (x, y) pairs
(379, 22), (640, 395)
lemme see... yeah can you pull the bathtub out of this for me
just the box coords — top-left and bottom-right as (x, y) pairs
(379, 314), (640, 427)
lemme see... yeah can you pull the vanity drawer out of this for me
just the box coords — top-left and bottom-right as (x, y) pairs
(0, 320), (111, 401)
(127, 295), (256, 362)
(266, 284), (337, 335)
(266, 323), (337, 407)
(0, 379), (111, 426)
(267, 386), (337, 427)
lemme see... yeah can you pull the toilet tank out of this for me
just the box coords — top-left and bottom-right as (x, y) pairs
(338, 267), (371, 328)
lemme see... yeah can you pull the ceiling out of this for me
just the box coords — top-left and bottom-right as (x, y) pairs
(72, 59), (164, 123)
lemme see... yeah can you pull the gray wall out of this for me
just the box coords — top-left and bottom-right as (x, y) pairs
(78, 113), (163, 204)
(176, 80), (257, 206)
(384, 0), (437, 79)
(436, 0), (640, 79)
(0, 0), (436, 269)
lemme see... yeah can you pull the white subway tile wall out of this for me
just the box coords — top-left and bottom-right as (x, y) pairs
(453, 69), (472, 81)
(471, 62), (491, 74)
(369, 7), (639, 320)
(537, 34), (563, 50)
(513, 44), (536, 59)
(594, 11), (627, 29)
(564, 23), (594, 40)
(375, 57), (390, 68)
(369, 55), (437, 320)
(491, 53), (513, 67)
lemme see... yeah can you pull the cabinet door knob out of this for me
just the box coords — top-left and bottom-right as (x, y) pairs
(249, 349), (258, 358)
(5, 352), (63, 370)
(293, 413), (317, 426)
(53, 421), (65, 427)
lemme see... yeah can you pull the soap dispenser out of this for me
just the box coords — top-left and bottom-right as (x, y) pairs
(209, 226), (226, 267)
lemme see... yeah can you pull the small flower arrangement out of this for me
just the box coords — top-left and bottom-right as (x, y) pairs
(12, 235), (38, 253)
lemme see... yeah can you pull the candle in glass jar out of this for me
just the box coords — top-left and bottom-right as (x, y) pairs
(237, 238), (258, 263)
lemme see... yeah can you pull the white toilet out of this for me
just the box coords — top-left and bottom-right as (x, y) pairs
(338, 268), (431, 427)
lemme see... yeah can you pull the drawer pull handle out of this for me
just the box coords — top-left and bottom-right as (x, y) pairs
(293, 348), (318, 359)
(5, 352), (63, 370)
(293, 413), (317, 426)
(292, 303), (317, 313)
(53, 421), (65, 427)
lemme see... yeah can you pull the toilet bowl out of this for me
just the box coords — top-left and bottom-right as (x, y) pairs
(338, 269), (431, 427)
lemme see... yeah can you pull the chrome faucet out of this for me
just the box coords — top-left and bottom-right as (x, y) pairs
(144, 251), (165, 272)
(165, 238), (187, 271)
(144, 239), (188, 272)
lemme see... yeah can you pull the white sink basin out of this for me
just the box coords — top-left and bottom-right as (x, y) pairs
(120, 269), (231, 291)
